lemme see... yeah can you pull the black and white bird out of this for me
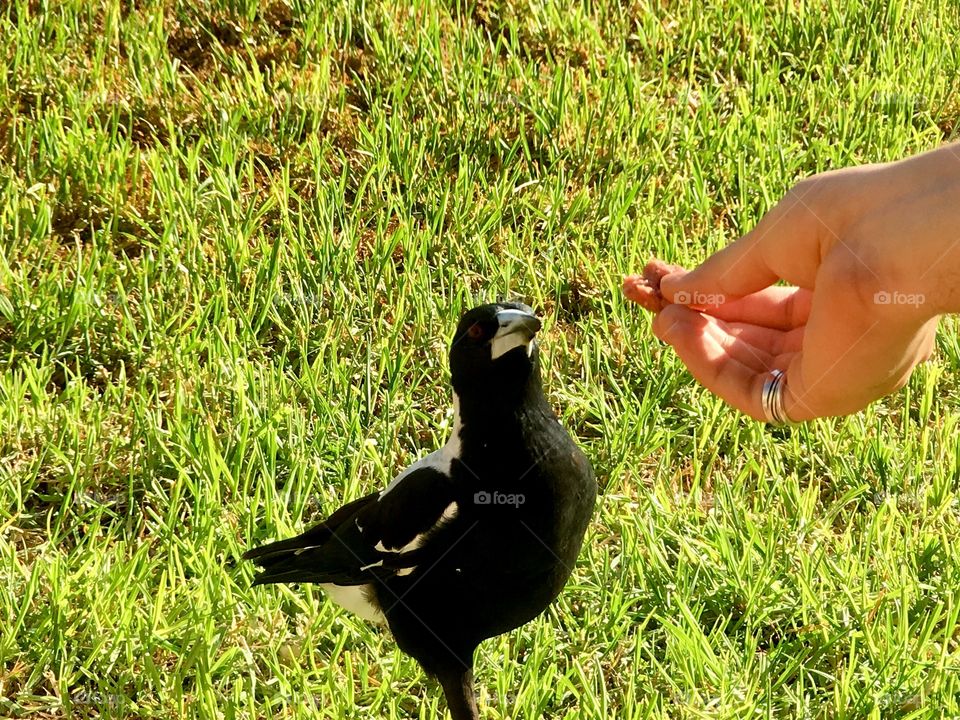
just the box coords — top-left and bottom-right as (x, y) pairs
(243, 302), (596, 719)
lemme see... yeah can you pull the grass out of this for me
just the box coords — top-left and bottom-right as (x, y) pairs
(2, 0), (960, 717)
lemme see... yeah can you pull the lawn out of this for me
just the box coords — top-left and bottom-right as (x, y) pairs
(2, 0), (960, 718)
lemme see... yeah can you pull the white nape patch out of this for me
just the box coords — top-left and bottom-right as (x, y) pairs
(321, 583), (386, 625)
(491, 331), (530, 360)
(378, 395), (462, 500)
(527, 339), (536, 357)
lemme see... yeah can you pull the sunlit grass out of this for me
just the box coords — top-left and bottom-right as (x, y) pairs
(2, 0), (959, 717)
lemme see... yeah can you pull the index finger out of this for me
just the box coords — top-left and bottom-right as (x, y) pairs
(701, 286), (813, 331)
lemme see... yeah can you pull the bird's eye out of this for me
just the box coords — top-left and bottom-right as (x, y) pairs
(467, 323), (484, 340)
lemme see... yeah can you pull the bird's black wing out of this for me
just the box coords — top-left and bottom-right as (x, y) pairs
(244, 465), (459, 586)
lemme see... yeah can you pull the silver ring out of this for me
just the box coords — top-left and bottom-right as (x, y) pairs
(761, 369), (790, 425)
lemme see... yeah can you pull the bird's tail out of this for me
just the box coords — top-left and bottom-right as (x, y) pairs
(243, 492), (379, 586)
(242, 527), (339, 586)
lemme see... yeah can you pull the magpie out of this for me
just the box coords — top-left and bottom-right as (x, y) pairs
(243, 302), (596, 719)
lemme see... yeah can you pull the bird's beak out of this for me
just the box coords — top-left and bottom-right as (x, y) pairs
(491, 309), (541, 359)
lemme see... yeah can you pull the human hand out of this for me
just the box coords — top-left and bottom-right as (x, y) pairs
(624, 144), (960, 421)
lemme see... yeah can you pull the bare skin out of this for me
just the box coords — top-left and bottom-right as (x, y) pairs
(623, 143), (960, 422)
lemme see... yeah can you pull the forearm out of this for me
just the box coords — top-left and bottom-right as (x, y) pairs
(863, 145), (960, 317)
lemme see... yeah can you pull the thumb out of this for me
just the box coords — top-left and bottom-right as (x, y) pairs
(660, 236), (779, 305)
(663, 182), (831, 304)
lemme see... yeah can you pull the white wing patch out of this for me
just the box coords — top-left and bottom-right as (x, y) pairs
(367, 500), (459, 580)
(373, 501), (460, 554)
(379, 395), (463, 499)
(373, 537), (425, 553)
(439, 500), (459, 522)
(363, 402), (463, 583)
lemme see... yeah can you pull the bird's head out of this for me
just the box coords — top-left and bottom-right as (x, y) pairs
(448, 302), (542, 404)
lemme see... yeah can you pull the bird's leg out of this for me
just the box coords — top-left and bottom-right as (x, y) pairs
(437, 665), (479, 720)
